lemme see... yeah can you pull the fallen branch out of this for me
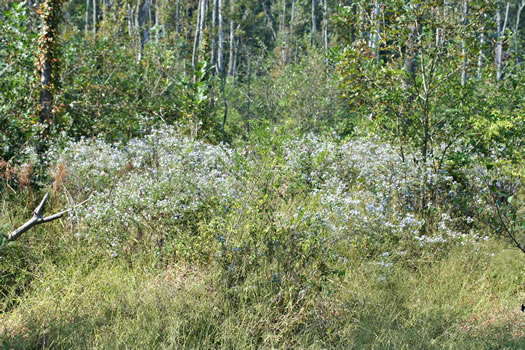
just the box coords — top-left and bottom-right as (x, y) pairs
(7, 193), (70, 242)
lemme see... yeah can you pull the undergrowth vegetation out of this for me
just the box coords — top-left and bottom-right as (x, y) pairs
(1, 125), (524, 348)
(1, 1), (524, 348)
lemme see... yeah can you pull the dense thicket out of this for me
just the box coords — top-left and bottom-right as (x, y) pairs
(1, 1), (524, 154)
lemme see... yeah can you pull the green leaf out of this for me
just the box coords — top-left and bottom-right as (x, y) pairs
(0, 233), (8, 247)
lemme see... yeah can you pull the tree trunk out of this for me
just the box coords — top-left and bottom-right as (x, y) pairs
(211, 0), (218, 70)
(404, 25), (418, 98)
(311, 0), (317, 45)
(175, 0), (181, 33)
(228, 0), (235, 76)
(200, 0), (206, 37)
(128, 3), (134, 37)
(290, 0), (295, 61)
(496, 1), (510, 81)
(281, 0), (287, 65)
(246, 56), (252, 132)
(85, 0), (90, 34)
(478, 15), (485, 80)
(136, 0), (144, 61)
(461, 1), (468, 86)
(218, 0), (224, 73)
(192, 0), (203, 69)
(220, 73), (228, 143)
(37, 0), (64, 154)
(372, 0), (379, 63)
(92, 0), (97, 35)
(322, 0), (328, 51)
(515, 1), (525, 64)
(155, 0), (160, 43)
(144, 0), (150, 46)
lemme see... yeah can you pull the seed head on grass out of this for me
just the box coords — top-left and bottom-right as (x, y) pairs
(52, 162), (69, 195)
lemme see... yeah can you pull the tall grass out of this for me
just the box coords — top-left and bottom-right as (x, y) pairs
(1, 227), (524, 349)
(1, 128), (524, 348)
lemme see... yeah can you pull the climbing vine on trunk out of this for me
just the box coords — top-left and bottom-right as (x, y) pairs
(36, 0), (64, 150)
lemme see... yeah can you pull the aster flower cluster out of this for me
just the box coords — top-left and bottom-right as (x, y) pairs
(274, 134), (488, 248)
(49, 126), (496, 258)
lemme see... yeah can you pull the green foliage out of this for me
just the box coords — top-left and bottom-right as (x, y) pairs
(55, 31), (221, 143)
(0, 0), (524, 347)
(0, 2), (37, 161)
(225, 49), (352, 138)
(336, 0), (524, 216)
(177, 61), (220, 140)
(58, 34), (174, 140)
(1, 212), (524, 349)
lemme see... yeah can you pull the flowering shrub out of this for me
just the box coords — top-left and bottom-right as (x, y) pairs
(49, 125), (503, 264)
(49, 127), (241, 258)
(274, 134), (490, 251)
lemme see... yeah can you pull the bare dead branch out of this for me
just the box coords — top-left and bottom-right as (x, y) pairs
(7, 193), (70, 242)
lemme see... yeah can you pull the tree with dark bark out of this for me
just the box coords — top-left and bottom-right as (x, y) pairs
(36, 0), (64, 153)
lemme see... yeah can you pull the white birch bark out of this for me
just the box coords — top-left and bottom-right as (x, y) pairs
(281, 0), (287, 65)
(228, 0), (235, 76)
(515, 0), (525, 64)
(192, 0), (203, 69)
(322, 0), (328, 51)
(496, 1), (510, 81)
(218, 0), (224, 73)
(461, 1), (468, 86)
(478, 16), (485, 80)
(85, 0), (90, 34)
(373, 0), (379, 62)
(92, 0), (97, 35)
(211, 0), (218, 69)
(128, 3), (134, 37)
(155, 0), (160, 43)
(291, 0), (296, 61)
(311, 0), (317, 45)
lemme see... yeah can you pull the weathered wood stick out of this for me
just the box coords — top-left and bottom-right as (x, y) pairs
(7, 193), (70, 242)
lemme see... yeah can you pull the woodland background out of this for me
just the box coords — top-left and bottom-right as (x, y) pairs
(0, 0), (524, 348)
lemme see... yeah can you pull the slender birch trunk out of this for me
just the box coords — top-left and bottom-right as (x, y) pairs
(461, 1), (468, 86)
(496, 1), (510, 81)
(200, 0), (206, 37)
(192, 0), (203, 70)
(218, 0), (224, 73)
(246, 56), (252, 132)
(228, 0), (235, 76)
(85, 0), (90, 34)
(515, 1), (525, 64)
(373, 0), (379, 63)
(478, 14), (485, 80)
(155, 0), (160, 43)
(322, 0), (328, 51)
(211, 0), (218, 70)
(290, 0), (295, 61)
(311, 0), (317, 45)
(92, 0), (97, 35)
(281, 0), (287, 65)
(135, 0), (147, 62)
(128, 3), (134, 37)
